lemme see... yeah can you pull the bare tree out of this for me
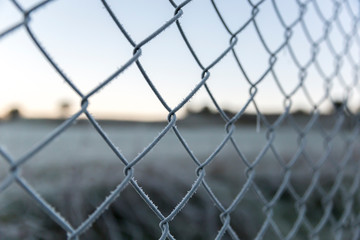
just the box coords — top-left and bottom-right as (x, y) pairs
(59, 100), (71, 118)
(6, 107), (22, 120)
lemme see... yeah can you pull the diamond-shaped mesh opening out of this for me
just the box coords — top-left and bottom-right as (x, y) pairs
(127, 128), (201, 208)
(252, 1), (286, 53)
(204, 144), (249, 206)
(27, 0), (135, 94)
(133, 28), (203, 112)
(270, 49), (303, 96)
(225, 184), (269, 239)
(174, 0), (230, 66)
(1, 0), (360, 239)
(168, 186), (222, 239)
(232, 25), (271, 83)
(288, 23), (317, 66)
(288, 156), (316, 196)
(204, 54), (249, 111)
(270, 187), (302, 236)
(252, 76), (286, 115)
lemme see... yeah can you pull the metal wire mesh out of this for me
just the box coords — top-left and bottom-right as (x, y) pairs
(1, 0), (360, 239)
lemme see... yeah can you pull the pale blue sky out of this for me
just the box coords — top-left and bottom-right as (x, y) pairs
(1, 0), (359, 120)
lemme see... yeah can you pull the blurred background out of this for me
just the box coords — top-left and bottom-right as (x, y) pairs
(1, 0), (359, 121)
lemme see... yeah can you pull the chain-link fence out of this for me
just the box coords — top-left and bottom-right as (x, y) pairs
(1, 0), (360, 239)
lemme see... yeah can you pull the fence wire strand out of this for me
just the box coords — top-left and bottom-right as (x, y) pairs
(1, 0), (360, 239)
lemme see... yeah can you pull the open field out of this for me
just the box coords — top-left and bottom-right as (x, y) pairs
(0, 118), (359, 239)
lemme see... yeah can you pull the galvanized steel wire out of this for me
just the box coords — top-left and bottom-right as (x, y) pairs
(1, 0), (360, 239)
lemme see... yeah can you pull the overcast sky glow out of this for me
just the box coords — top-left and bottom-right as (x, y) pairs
(1, 0), (360, 120)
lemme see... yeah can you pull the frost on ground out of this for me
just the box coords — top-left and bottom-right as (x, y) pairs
(0, 119), (359, 239)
